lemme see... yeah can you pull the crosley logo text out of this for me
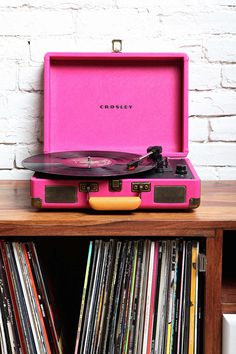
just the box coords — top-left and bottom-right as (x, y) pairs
(100, 105), (133, 109)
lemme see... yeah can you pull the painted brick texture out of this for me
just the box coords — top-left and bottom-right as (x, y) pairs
(0, 0), (235, 180)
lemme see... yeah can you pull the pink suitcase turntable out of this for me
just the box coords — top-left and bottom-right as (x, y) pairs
(23, 50), (201, 210)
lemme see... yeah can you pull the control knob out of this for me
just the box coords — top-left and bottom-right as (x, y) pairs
(176, 164), (187, 176)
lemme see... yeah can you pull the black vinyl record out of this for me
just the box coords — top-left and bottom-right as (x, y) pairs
(22, 151), (156, 177)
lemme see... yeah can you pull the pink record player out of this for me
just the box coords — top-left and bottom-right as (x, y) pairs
(23, 48), (201, 210)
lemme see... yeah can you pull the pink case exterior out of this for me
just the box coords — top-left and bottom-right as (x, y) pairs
(31, 52), (200, 210)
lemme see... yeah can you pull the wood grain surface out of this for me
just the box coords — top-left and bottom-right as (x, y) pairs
(204, 229), (223, 354)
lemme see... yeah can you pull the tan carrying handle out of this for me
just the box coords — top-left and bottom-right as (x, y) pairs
(88, 196), (141, 211)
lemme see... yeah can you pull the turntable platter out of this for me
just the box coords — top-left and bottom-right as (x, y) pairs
(22, 150), (156, 177)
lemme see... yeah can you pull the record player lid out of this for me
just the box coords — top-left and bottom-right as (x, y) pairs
(44, 52), (188, 157)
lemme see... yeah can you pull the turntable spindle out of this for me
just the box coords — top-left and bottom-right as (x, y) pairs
(88, 156), (91, 168)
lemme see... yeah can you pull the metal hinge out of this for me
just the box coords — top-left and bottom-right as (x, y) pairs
(198, 253), (207, 272)
(112, 39), (122, 53)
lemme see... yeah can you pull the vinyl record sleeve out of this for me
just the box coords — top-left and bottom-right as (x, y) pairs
(74, 241), (93, 354)
(91, 242), (109, 353)
(165, 241), (177, 354)
(177, 241), (186, 354)
(146, 242), (159, 354)
(12, 243), (42, 354)
(142, 241), (155, 354)
(169, 241), (180, 353)
(0, 246), (22, 354)
(154, 241), (169, 354)
(181, 241), (192, 354)
(128, 240), (144, 354)
(172, 240), (184, 354)
(115, 241), (133, 353)
(0, 251), (13, 354)
(102, 240), (121, 353)
(0, 263), (11, 354)
(196, 248), (204, 354)
(5, 243), (36, 354)
(137, 240), (150, 354)
(108, 242), (127, 354)
(99, 240), (117, 353)
(95, 241), (112, 352)
(22, 243), (53, 354)
(20, 243), (51, 354)
(25, 243), (58, 354)
(123, 241), (138, 354)
(188, 241), (198, 354)
(17, 243), (46, 354)
(30, 243), (63, 354)
(194, 242), (199, 354)
(82, 240), (104, 354)
(162, 241), (172, 354)
(0, 241), (27, 354)
(79, 240), (99, 354)
(0, 303), (8, 354)
(151, 241), (163, 354)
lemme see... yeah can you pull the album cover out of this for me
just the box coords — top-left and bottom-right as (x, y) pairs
(79, 240), (99, 354)
(74, 241), (93, 354)
(0, 247), (17, 354)
(92, 241), (109, 352)
(172, 240), (184, 354)
(123, 241), (138, 354)
(0, 241), (27, 354)
(154, 240), (171, 354)
(103, 240), (121, 353)
(142, 241), (154, 353)
(181, 241), (192, 354)
(146, 242), (158, 354)
(13, 242), (46, 354)
(151, 241), (162, 354)
(194, 242), (199, 354)
(137, 240), (150, 354)
(108, 242), (127, 354)
(82, 240), (104, 353)
(99, 240), (117, 353)
(31, 242), (64, 353)
(25, 243), (58, 354)
(165, 241), (177, 354)
(6, 242), (36, 354)
(115, 241), (133, 353)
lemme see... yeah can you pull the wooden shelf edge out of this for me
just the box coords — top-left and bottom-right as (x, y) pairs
(0, 224), (216, 237)
(222, 303), (236, 314)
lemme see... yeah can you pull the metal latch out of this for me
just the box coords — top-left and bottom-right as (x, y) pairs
(131, 182), (151, 192)
(198, 253), (207, 272)
(79, 182), (99, 192)
(109, 179), (122, 192)
(112, 39), (122, 53)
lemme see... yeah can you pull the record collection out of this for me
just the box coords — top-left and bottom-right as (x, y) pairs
(74, 239), (204, 354)
(0, 241), (62, 354)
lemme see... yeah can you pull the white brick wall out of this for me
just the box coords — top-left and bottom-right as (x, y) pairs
(0, 0), (235, 180)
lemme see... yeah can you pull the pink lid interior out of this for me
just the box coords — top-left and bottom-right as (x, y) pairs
(44, 53), (188, 156)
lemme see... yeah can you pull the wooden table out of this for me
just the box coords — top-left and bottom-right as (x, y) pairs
(0, 180), (236, 354)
